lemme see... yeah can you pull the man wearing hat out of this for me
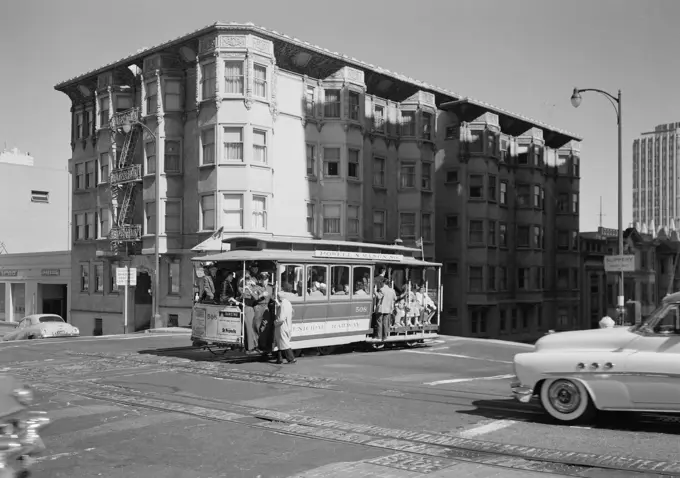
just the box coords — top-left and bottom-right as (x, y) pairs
(201, 263), (218, 303)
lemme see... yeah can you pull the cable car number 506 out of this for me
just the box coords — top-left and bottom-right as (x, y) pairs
(355, 306), (368, 314)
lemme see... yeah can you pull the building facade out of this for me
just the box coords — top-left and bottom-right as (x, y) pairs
(0, 148), (71, 254)
(54, 23), (580, 337)
(0, 251), (71, 323)
(632, 122), (680, 232)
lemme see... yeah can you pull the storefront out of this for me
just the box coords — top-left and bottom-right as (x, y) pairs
(0, 251), (71, 322)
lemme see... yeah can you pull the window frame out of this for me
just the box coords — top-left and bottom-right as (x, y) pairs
(399, 162), (416, 189)
(306, 202), (316, 235)
(85, 160), (95, 189)
(400, 110), (416, 137)
(253, 63), (268, 99)
(164, 198), (182, 235)
(348, 90), (361, 122)
(373, 209), (386, 240)
(75, 163), (85, 190)
(330, 265), (352, 300)
(98, 207), (110, 239)
(221, 125), (245, 163)
(144, 201), (156, 236)
(86, 212), (96, 240)
(322, 202), (342, 236)
(373, 104), (386, 133)
(373, 156), (386, 188)
(323, 89), (341, 118)
(163, 138), (182, 174)
(163, 78), (183, 111)
(252, 129), (268, 165)
(421, 162), (432, 191)
(98, 152), (110, 184)
(199, 193), (216, 232)
(421, 213), (432, 243)
(94, 262), (104, 294)
(306, 143), (317, 177)
(323, 147), (341, 178)
(399, 212), (416, 240)
(468, 265), (484, 293)
(144, 140), (157, 176)
(79, 262), (90, 293)
(468, 174), (484, 200)
(306, 264), (329, 302)
(168, 259), (181, 296)
(201, 62), (217, 100)
(221, 193), (244, 231)
(145, 80), (158, 114)
(224, 60), (245, 95)
(347, 204), (360, 237)
(251, 195), (268, 230)
(279, 264), (306, 302)
(347, 148), (360, 180)
(468, 219), (485, 245)
(200, 127), (216, 166)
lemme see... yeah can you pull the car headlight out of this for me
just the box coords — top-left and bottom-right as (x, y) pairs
(12, 386), (33, 406)
(73, 327), (79, 334)
(40, 329), (47, 336)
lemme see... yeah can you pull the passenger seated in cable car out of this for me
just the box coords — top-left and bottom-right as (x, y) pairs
(354, 282), (368, 296)
(333, 284), (350, 295)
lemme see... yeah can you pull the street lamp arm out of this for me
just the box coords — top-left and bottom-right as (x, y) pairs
(135, 120), (158, 140)
(575, 88), (621, 124)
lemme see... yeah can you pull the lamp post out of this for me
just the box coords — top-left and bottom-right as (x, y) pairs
(122, 119), (162, 330)
(571, 87), (624, 322)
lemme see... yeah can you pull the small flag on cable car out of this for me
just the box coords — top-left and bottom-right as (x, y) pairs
(210, 226), (224, 240)
(415, 237), (423, 248)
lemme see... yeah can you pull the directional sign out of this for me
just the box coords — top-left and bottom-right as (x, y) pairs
(604, 255), (636, 273)
(116, 267), (128, 287)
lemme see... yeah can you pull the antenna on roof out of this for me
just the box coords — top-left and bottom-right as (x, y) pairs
(0, 242), (7, 254)
(598, 196), (607, 228)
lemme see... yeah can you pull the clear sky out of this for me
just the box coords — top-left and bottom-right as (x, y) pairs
(2, 0), (678, 232)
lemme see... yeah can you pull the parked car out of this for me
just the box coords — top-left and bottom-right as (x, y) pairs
(0, 373), (51, 476)
(2, 315), (79, 342)
(511, 290), (680, 424)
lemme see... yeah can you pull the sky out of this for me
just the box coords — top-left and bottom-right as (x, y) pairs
(2, 0), (679, 232)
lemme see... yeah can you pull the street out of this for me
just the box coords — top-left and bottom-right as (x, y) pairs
(3, 334), (680, 478)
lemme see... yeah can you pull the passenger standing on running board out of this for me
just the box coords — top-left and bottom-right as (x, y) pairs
(375, 282), (396, 341)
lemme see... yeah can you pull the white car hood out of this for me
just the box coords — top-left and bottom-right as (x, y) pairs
(534, 327), (639, 353)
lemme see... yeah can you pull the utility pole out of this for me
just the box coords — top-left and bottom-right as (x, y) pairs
(598, 197), (607, 228)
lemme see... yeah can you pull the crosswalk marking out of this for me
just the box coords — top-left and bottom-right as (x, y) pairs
(404, 350), (513, 364)
(458, 419), (518, 438)
(425, 374), (515, 386)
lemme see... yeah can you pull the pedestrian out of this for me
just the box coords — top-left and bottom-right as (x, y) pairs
(257, 272), (275, 353)
(273, 291), (296, 364)
(241, 274), (262, 353)
(375, 281), (396, 341)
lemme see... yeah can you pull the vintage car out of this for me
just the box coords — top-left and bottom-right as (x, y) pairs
(2, 315), (79, 342)
(511, 291), (680, 424)
(0, 374), (50, 476)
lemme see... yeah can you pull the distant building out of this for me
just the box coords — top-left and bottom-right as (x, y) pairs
(632, 122), (680, 233)
(0, 147), (71, 254)
(54, 22), (580, 337)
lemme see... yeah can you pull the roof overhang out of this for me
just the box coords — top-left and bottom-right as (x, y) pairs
(440, 98), (581, 149)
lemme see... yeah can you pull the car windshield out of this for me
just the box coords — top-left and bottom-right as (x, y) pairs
(39, 316), (65, 323)
(631, 301), (680, 335)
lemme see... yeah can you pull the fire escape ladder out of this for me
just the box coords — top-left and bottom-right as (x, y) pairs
(118, 125), (141, 169)
(117, 184), (137, 227)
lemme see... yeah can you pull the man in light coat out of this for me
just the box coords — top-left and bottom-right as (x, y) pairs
(375, 282), (396, 341)
(273, 291), (296, 364)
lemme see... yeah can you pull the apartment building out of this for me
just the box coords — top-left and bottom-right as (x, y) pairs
(54, 22), (580, 337)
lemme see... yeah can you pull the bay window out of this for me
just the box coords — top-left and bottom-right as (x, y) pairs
(165, 199), (181, 234)
(99, 152), (110, 184)
(222, 194), (243, 229)
(253, 130), (267, 164)
(164, 80), (182, 110)
(348, 91), (360, 121)
(222, 127), (243, 162)
(347, 205), (359, 236)
(306, 144), (316, 176)
(164, 140), (181, 173)
(399, 212), (416, 239)
(348, 149), (360, 179)
(305, 86), (315, 116)
(145, 202), (156, 235)
(373, 157), (385, 187)
(306, 203), (315, 234)
(200, 194), (215, 231)
(323, 147), (340, 177)
(201, 128), (215, 165)
(99, 96), (109, 127)
(373, 210), (386, 240)
(201, 63), (216, 99)
(400, 111), (415, 136)
(373, 105), (385, 132)
(422, 163), (432, 190)
(145, 141), (156, 174)
(323, 204), (341, 235)
(324, 89), (341, 118)
(224, 61), (245, 94)
(422, 112), (432, 140)
(252, 195), (267, 229)
(146, 81), (158, 113)
(400, 163), (415, 188)
(253, 64), (267, 98)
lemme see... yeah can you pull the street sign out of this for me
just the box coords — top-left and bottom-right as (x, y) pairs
(604, 255), (636, 272)
(128, 268), (137, 286)
(116, 267), (128, 287)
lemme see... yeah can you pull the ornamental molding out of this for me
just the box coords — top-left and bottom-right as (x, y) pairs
(219, 35), (247, 48)
(269, 66), (279, 122)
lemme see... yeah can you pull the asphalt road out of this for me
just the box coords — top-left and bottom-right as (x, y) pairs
(2, 334), (680, 478)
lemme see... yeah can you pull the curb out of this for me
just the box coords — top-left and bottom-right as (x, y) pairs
(143, 328), (191, 335)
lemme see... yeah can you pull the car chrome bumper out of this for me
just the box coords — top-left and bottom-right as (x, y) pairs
(510, 378), (534, 403)
(0, 411), (51, 474)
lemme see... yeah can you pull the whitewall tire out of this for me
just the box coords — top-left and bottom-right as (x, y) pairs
(539, 378), (596, 424)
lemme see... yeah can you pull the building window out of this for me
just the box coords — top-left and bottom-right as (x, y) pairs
(323, 148), (340, 177)
(421, 213), (432, 242)
(145, 141), (156, 174)
(224, 61), (245, 94)
(373, 210), (386, 240)
(98, 208), (109, 238)
(499, 223), (507, 247)
(572, 156), (580, 177)
(445, 261), (458, 275)
(533, 185), (541, 208)
(572, 193), (579, 214)
(164, 79), (182, 110)
(399, 213), (416, 239)
(499, 181), (508, 205)
(253, 130), (267, 164)
(80, 264), (89, 292)
(348, 91), (360, 121)
(445, 215), (458, 229)
(348, 149), (360, 179)
(469, 220), (484, 244)
(86, 212), (96, 239)
(306, 144), (316, 176)
(146, 80), (158, 113)
(75, 213), (85, 240)
(373, 157), (385, 187)
(94, 263), (104, 293)
(557, 269), (570, 289)
(488, 265), (496, 291)
(145, 202), (156, 235)
(99, 152), (110, 183)
(446, 170), (458, 184)
(222, 194), (243, 229)
(469, 266), (484, 292)
(99, 96), (109, 126)
(516, 184), (530, 207)
(400, 163), (416, 188)
(85, 161), (95, 188)
(165, 199), (181, 234)
(253, 64), (267, 98)
(373, 105), (385, 132)
(469, 175), (484, 199)
(109, 262), (119, 293)
(115, 95), (133, 113)
(85, 110), (93, 136)
(558, 193), (569, 212)
(200, 195), (215, 231)
(347, 205), (360, 236)
(201, 63), (216, 99)
(323, 204), (341, 235)
(223, 127), (244, 162)
(487, 132), (498, 156)
(533, 226), (542, 249)
(488, 221), (496, 246)
(400, 111), (415, 136)
(488, 175), (497, 201)
(165, 140), (181, 173)
(517, 225), (530, 248)
(252, 195), (267, 229)
(499, 266), (508, 291)
(30, 190), (49, 203)
(306, 203), (315, 234)
(518, 145), (529, 165)
(305, 86), (315, 116)
(202, 129), (215, 165)
(421, 112), (432, 140)
(168, 260), (180, 295)
(518, 268), (530, 290)
(422, 163), (432, 190)
(571, 231), (579, 251)
(558, 230), (570, 250)
(75, 112), (84, 139)
(324, 89), (341, 118)
(445, 125), (459, 140)
(468, 130), (483, 153)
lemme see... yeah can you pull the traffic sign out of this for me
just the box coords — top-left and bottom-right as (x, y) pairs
(604, 255), (636, 272)
(116, 267), (128, 287)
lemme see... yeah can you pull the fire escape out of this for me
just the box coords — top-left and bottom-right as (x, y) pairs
(108, 107), (143, 255)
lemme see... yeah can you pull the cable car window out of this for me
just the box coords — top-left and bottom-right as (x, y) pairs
(278, 264), (304, 302)
(330, 265), (350, 299)
(352, 266), (372, 297)
(306, 265), (328, 299)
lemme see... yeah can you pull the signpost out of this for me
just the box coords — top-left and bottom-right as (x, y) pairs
(116, 267), (137, 334)
(604, 255), (636, 273)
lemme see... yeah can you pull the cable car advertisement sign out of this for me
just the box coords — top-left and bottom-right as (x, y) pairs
(216, 306), (242, 342)
(313, 250), (403, 262)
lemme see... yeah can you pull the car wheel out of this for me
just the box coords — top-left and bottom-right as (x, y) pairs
(540, 378), (596, 424)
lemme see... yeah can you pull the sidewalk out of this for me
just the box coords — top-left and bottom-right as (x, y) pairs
(142, 327), (191, 335)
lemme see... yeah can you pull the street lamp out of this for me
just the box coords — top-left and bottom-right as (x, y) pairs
(571, 86), (624, 322)
(120, 118), (162, 330)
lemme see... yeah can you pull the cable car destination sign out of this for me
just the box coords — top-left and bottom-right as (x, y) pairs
(313, 250), (404, 262)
